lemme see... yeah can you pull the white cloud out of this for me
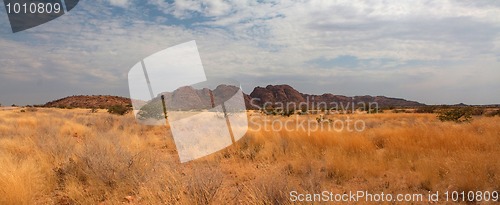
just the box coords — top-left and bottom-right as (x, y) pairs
(204, 0), (232, 16)
(108, 0), (130, 8)
(0, 0), (499, 105)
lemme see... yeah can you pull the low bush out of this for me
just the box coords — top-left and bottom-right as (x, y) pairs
(107, 105), (131, 115)
(485, 109), (500, 117)
(437, 107), (472, 123)
(415, 106), (437, 113)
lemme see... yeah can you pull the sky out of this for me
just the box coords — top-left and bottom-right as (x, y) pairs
(0, 0), (499, 106)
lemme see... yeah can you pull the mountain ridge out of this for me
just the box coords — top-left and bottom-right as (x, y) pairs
(246, 84), (424, 109)
(43, 84), (425, 109)
(44, 95), (132, 109)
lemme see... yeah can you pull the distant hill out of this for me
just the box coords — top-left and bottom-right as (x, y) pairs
(44, 84), (425, 109)
(44, 95), (131, 109)
(159, 84), (241, 110)
(247, 85), (425, 109)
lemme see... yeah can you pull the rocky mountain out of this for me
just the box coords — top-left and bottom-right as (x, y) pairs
(44, 84), (425, 110)
(159, 85), (240, 110)
(246, 85), (424, 109)
(178, 83), (427, 109)
(44, 95), (131, 109)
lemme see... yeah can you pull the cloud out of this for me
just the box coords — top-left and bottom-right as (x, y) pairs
(146, 0), (233, 19)
(0, 0), (499, 105)
(108, 0), (130, 8)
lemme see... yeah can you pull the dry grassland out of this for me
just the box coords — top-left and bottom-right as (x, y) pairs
(0, 108), (498, 204)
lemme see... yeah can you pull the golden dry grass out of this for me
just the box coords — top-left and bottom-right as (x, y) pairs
(0, 108), (498, 204)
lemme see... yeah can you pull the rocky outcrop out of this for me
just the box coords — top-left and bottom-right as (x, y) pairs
(246, 85), (424, 109)
(44, 95), (131, 109)
(44, 84), (425, 110)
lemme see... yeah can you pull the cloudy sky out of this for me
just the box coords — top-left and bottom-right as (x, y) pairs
(0, 0), (499, 105)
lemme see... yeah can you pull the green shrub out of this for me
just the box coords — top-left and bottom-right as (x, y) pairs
(470, 107), (485, 116)
(300, 106), (308, 114)
(107, 105), (131, 115)
(437, 107), (472, 123)
(485, 109), (500, 117)
(369, 107), (382, 114)
(282, 109), (294, 117)
(415, 106), (436, 113)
